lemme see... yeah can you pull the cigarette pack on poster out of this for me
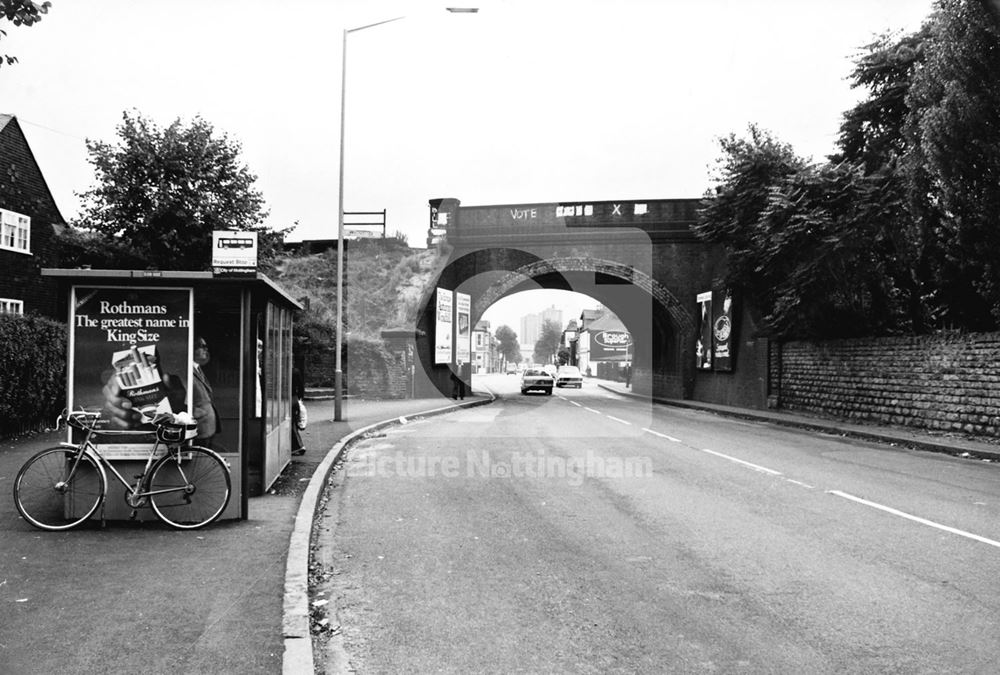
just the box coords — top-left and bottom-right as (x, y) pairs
(112, 344), (170, 418)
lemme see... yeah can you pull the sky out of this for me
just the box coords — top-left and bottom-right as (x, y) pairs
(1, 0), (936, 330)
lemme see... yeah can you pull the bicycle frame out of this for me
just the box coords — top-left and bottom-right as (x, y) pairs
(61, 411), (199, 515)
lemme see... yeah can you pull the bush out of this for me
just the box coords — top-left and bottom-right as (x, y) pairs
(0, 314), (67, 437)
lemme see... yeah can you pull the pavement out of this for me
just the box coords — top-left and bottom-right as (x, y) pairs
(0, 392), (491, 675)
(2, 378), (997, 675)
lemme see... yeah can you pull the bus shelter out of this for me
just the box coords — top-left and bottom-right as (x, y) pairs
(42, 268), (302, 521)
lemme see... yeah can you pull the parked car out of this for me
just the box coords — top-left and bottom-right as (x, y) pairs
(505, 363), (518, 375)
(520, 368), (554, 395)
(555, 365), (583, 388)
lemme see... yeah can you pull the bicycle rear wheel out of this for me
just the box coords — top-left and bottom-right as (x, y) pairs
(13, 447), (105, 531)
(148, 446), (231, 529)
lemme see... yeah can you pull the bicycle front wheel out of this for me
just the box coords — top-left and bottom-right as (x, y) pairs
(13, 447), (105, 531)
(148, 446), (231, 529)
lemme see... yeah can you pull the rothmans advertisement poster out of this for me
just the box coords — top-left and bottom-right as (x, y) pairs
(434, 288), (453, 364)
(69, 286), (193, 458)
(456, 291), (471, 364)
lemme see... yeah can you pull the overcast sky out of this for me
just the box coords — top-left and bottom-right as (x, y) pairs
(1, 0), (935, 330)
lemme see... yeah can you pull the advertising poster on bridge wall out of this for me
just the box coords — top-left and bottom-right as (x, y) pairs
(456, 291), (471, 364)
(68, 286), (193, 459)
(696, 289), (736, 372)
(696, 291), (713, 370)
(434, 287), (453, 364)
(712, 290), (735, 372)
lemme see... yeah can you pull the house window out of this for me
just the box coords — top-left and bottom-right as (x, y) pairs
(1, 208), (31, 254)
(0, 298), (24, 314)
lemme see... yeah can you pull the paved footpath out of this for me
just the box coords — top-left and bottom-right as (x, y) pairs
(0, 393), (487, 675)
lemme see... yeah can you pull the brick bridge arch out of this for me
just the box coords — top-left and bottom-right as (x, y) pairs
(407, 196), (765, 408)
(475, 256), (694, 336)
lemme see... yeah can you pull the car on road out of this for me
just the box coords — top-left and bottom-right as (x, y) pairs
(505, 363), (518, 375)
(520, 368), (554, 395)
(555, 365), (583, 388)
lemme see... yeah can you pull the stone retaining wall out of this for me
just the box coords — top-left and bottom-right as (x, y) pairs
(776, 332), (1000, 437)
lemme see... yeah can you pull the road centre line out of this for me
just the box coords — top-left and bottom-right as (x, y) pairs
(569, 401), (582, 407)
(642, 428), (682, 443)
(606, 415), (631, 425)
(700, 448), (784, 476)
(828, 490), (1000, 549)
(643, 429), (788, 478)
(584, 407), (603, 415)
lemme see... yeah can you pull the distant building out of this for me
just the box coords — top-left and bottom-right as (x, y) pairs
(575, 308), (630, 376)
(520, 312), (541, 347)
(472, 319), (498, 373)
(520, 304), (563, 355)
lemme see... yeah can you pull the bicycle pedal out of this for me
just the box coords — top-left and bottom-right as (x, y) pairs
(130, 510), (138, 520)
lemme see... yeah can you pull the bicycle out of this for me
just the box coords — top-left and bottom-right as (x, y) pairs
(13, 409), (232, 531)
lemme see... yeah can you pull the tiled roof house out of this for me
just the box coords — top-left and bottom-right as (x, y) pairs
(0, 114), (66, 317)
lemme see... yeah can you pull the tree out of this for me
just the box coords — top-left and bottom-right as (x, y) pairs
(0, 0), (49, 67)
(834, 28), (937, 334)
(494, 325), (521, 366)
(75, 111), (282, 271)
(532, 319), (563, 364)
(693, 126), (807, 334)
(903, 0), (1000, 329)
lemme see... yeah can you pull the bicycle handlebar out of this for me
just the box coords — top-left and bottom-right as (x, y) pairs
(60, 409), (197, 440)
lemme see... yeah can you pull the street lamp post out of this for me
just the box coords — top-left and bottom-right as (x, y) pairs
(335, 8), (477, 421)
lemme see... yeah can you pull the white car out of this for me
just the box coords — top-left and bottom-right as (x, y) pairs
(520, 368), (554, 395)
(555, 365), (583, 388)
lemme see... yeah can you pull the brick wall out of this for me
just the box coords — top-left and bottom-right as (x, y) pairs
(776, 332), (1000, 437)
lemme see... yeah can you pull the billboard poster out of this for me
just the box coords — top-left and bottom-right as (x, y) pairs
(713, 290), (735, 372)
(69, 286), (193, 459)
(455, 291), (471, 364)
(434, 288), (454, 364)
(696, 291), (712, 370)
(590, 329), (632, 361)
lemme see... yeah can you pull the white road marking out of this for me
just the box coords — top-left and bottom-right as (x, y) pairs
(642, 428), (682, 443)
(569, 401), (582, 407)
(699, 448), (784, 476)
(784, 479), (815, 489)
(606, 415), (631, 425)
(828, 490), (1000, 549)
(584, 407), (603, 415)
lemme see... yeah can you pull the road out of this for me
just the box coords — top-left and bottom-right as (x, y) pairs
(313, 373), (1000, 674)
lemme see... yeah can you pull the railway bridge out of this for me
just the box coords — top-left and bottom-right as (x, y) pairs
(412, 196), (770, 408)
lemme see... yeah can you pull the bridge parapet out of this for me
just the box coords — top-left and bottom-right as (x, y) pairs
(429, 197), (702, 247)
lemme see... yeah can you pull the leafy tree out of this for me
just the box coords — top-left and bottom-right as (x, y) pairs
(755, 162), (906, 337)
(532, 319), (563, 364)
(699, 1), (1000, 337)
(693, 126), (807, 332)
(836, 30), (928, 173)
(903, 0), (1000, 329)
(0, 0), (49, 67)
(556, 347), (570, 366)
(75, 111), (283, 271)
(834, 28), (935, 333)
(494, 324), (521, 366)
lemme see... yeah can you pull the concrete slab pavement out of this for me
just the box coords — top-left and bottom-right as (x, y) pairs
(0, 392), (491, 675)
